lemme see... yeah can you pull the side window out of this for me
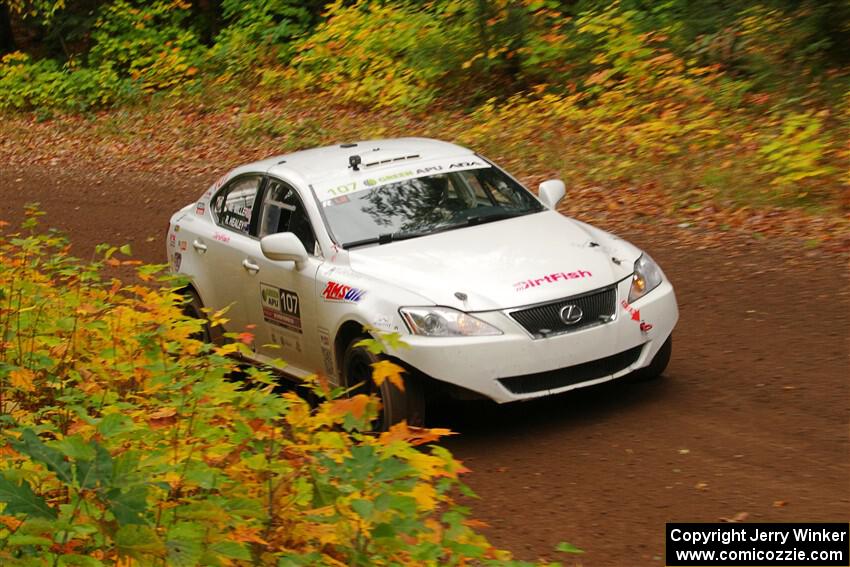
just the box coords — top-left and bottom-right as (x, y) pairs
(259, 179), (318, 255)
(213, 176), (261, 235)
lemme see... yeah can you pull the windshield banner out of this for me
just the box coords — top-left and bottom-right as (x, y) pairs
(316, 158), (491, 204)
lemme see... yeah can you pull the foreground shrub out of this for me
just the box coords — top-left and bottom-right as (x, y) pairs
(0, 209), (563, 566)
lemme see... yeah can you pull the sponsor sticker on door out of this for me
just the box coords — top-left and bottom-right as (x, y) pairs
(261, 283), (302, 333)
(322, 281), (365, 303)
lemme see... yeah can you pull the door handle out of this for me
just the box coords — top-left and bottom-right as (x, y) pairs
(192, 240), (208, 253)
(242, 259), (260, 273)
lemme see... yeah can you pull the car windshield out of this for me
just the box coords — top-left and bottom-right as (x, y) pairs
(321, 165), (544, 248)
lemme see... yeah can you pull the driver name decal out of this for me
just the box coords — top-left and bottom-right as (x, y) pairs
(514, 270), (592, 291)
(322, 281), (365, 303)
(261, 283), (302, 333)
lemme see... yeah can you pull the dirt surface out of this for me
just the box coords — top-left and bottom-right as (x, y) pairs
(2, 167), (848, 566)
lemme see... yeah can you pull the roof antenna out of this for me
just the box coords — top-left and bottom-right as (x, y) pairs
(349, 155), (362, 171)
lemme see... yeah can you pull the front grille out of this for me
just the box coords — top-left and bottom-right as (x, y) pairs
(509, 286), (617, 338)
(498, 344), (644, 395)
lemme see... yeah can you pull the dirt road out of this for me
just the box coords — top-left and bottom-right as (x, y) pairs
(2, 167), (848, 565)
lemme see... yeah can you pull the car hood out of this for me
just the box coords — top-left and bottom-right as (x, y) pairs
(347, 211), (640, 311)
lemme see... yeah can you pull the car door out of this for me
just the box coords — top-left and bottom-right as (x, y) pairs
(200, 174), (264, 337)
(244, 177), (324, 374)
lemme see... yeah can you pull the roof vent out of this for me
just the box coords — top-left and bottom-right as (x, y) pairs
(362, 154), (421, 168)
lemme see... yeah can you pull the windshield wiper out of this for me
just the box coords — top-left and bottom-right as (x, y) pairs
(463, 210), (529, 226)
(342, 230), (429, 249)
(342, 212), (535, 249)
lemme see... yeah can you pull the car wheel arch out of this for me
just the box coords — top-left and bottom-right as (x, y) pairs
(333, 319), (370, 385)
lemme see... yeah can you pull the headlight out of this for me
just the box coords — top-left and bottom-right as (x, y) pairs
(628, 253), (663, 303)
(399, 307), (502, 337)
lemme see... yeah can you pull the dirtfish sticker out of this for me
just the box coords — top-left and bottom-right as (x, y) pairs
(514, 270), (592, 291)
(261, 283), (302, 333)
(322, 281), (365, 303)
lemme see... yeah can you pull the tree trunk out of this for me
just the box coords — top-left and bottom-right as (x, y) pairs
(0, 3), (15, 54)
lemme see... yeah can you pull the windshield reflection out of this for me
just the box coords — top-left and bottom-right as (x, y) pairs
(323, 167), (543, 247)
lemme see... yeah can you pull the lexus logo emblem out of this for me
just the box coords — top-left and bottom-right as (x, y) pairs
(559, 304), (583, 325)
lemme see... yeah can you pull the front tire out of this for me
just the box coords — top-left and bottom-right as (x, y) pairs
(181, 289), (212, 343)
(632, 335), (672, 381)
(342, 336), (425, 430)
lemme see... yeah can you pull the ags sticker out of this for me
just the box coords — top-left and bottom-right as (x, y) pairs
(622, 299), (654, 333)
(322, 281), (365, 303)
(195, 202), (206, 216)
(620, 299), (641, 321)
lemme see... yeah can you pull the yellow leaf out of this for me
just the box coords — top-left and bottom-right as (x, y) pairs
(409, 484), (437, 510)
(371, 360), (405, 391)
(8, 368), (35, 392)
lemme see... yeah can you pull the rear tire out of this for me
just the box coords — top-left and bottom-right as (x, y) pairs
(631, 335), (672, 382)
(181, 289), (212, 343)
(342, 336), (425, 430)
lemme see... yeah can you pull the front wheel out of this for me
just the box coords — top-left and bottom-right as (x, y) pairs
(181, 289), (212, 343)
(631, 335), (672, 382)
(342, 336), (425, 430)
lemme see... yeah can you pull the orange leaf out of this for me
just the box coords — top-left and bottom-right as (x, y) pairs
(147, 407), (177, 428)
(231, 526), (269, 546)
(329, 395), (370, 419)
(9, 368), (35, 392)
(0, 515), (22, 530)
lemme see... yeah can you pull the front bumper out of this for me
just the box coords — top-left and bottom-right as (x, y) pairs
(389, 277), (678, 403)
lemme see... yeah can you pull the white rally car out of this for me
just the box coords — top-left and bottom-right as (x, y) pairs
(167, 138), (678, 427)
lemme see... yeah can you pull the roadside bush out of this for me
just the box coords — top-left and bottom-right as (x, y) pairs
(0, 209), (560, 566)
(0, 51), (126, 111)
(88, 0), (204, 94)
(284, 0), (459, 110)
(210, 0), (317, 78)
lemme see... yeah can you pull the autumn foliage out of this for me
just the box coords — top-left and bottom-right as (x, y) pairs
(1, 1), (848, 213)
(0, 208), (560, 566)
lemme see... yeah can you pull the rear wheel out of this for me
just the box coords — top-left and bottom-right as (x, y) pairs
(631, 335), (672, 381)
(181, 289), (212, 343)
(342, 336), (425, 430)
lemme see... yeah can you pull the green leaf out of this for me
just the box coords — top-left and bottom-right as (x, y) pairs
(108, 485), (148, 525)
(0, 476), (58, 519)
(119, 244), (132, 256)
(13, 429), (73, 484)
(7, 533), (53, 546)
(556, 541), (584, 554)
(167, 523), (204, 567)
(371, 523), (395, 538)
(52, 436), (95, 461)
(115, 524), (164, 559)
(97, 413), (134, 437)
(58, 554), (107, 567)
(351, 498), (373, 519)
(76, 441), (114, 489)
(208, 540), (251, 560)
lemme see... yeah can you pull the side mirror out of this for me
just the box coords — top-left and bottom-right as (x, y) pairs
(538, 179), (566, 209)
(260, 232), (308, 268)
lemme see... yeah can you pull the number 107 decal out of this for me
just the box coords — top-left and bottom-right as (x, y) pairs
(260, 283), (302, 333)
